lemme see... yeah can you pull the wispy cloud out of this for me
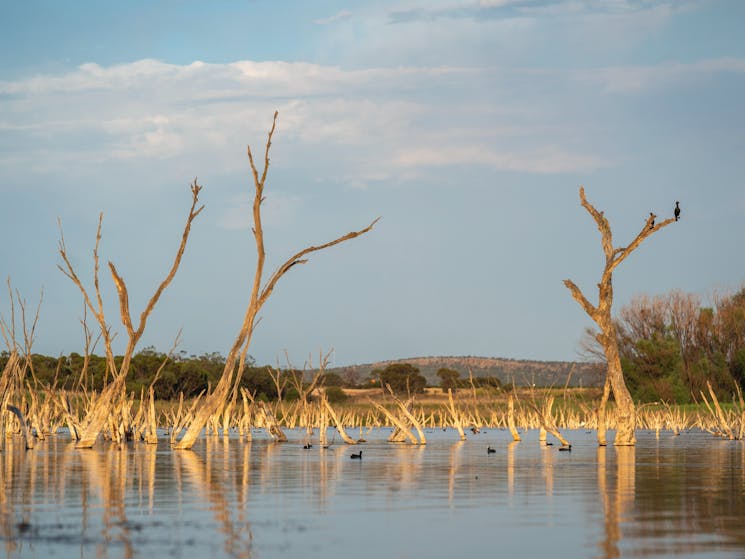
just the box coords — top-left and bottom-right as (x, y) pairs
(0, 59), (609, 183)
(2, 53), (738, 193)
(387, 0), (692, 24)
(313, 10), (352, 25)
(394, 144), (609, 174)
(577, 58), (745, 93)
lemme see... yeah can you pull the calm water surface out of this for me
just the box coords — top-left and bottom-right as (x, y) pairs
(1, 429), (743, 558)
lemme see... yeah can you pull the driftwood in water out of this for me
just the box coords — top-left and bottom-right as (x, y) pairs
(318, 399), (329, 447)
(321, 396), (356, 445)
(369, 390), (425, 445)
(257, 402), (287, 442)
(444, 389), (467, 440)
(6, 405), (34, 450)
(526, 395), (570, 448)
(238, 388), (254, 441)
(369, 399), (419, 444)
(507, 396), (521, 442)
(385, 386), (426, 444)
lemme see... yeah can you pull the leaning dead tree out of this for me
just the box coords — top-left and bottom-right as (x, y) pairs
(58, 181), (203, 448)
(564, 186), (675, 446)
(172, 111), (378, 450)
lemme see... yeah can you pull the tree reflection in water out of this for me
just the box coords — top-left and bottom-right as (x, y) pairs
(0, 430), (741, 558)
(597, 445), (635, 559)
(175, 438), (253, 558)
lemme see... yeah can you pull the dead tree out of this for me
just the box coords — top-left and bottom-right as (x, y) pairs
(0, 282), (44, 449)
(172, 111), (378, 450)
(563, 186), (675, 446)
(58, 181), (203, 448)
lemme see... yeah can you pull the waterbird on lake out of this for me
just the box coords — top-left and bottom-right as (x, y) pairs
(487, 446), (496, 454)
(674, 201), (681, 221)
(558, 444), (572, 452)
(303, 444), (312, 449)
(351, 450), (362, 459)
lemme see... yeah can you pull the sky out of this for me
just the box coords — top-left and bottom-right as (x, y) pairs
(1, 0), (744, 367)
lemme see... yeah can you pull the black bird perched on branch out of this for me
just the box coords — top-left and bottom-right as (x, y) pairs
(649, 212), (656, 230)
(674, 201), (681, 221)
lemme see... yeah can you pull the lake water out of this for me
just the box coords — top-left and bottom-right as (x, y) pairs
(1, 428), (743, 558)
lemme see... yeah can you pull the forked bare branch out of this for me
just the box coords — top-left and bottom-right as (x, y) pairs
(173, 112), (378, 450)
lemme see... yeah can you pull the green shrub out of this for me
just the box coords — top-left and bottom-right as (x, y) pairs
(324, 385), (348, 403)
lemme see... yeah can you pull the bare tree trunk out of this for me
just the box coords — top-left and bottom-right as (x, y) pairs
(258, 402), (287, 442)
(445, 389), (466, 440)
(527, 395), (570, 448)
(321, 397), (357, 444)
(319, 400), (329, 446)
(371, 400), (419, 444)
(173, 112), (377, 450)
(507, 396), (521, 442)
(597, 376), (611, 446)
(564, 186), (676, 446)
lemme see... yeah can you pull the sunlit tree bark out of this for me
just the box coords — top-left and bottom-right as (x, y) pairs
(59, 182), (203, 448)
(173, 111), (378, 450)
(564, 186), (675, 446)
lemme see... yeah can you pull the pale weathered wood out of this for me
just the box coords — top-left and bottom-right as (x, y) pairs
(173, 112), (377, 450)
(385, 386), (426, 444)
(321, 397), (357, 444)
(445, 389), (466, 440)
(527, 395), (570, 448)
(370, 400), (419, 444)
(564, 186), (676, 446)
(507, 396), (521, 442)
(59, 181), (203, 448)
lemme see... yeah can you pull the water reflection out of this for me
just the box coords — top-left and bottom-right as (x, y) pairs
(79, 444), (134, 557)
(0, 431), (743, 558)
(175, 443), (252, 558)
(597, 445), (635, 559)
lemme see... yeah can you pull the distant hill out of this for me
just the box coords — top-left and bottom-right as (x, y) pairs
(328, 356), (604, 388)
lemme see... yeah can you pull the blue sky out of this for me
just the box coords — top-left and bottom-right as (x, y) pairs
(1, 0), (744, 366)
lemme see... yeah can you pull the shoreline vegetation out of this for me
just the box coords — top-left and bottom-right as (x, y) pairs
(1, 341), (744, 449)
(2, 112), (745, 452)
(1, 357), (744, 449)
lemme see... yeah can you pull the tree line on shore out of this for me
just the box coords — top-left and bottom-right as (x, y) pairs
(0, 348), (506, 403)
(5, 276), (744, 407)
(13, 277), (745, 410)
(583, 286), (745, 403)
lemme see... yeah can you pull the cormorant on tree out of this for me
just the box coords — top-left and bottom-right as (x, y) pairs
(649, 212), (656, 230)
(674, 201), (681, 221)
